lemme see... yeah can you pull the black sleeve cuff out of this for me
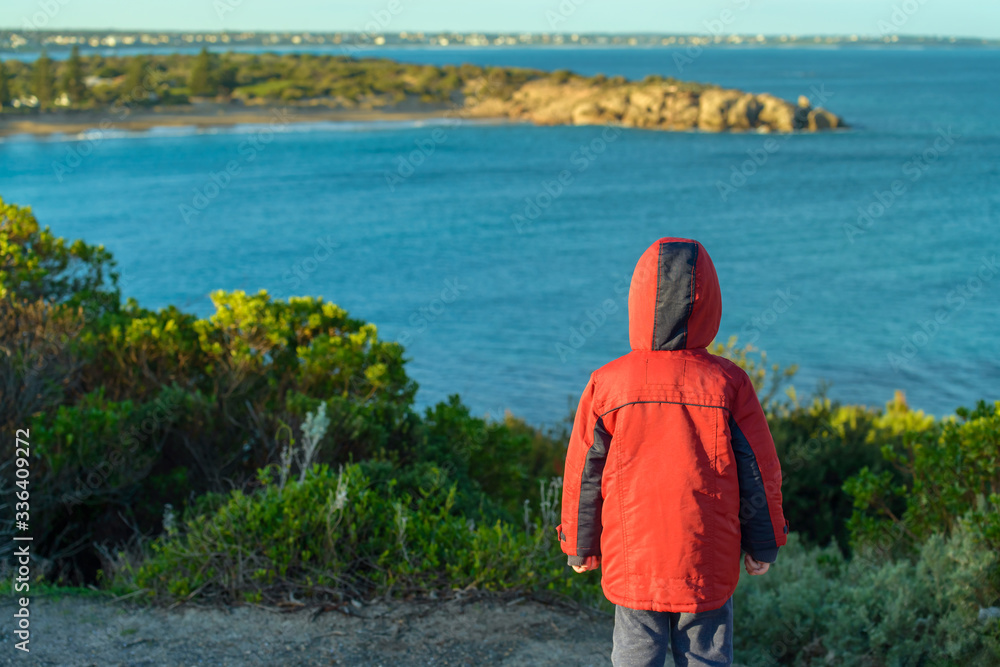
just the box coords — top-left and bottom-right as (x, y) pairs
(744, 545), (779, 563)
(567, 555), (586, 567)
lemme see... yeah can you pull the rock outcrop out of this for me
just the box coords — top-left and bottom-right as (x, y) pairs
(464, 78), (844, 133)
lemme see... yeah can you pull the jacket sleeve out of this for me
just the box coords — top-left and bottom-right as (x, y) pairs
(556, 373), (611, 567)
(729, 371), (788, 563)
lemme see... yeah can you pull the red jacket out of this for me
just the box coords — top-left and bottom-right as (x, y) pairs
(558, 238), (787, 613)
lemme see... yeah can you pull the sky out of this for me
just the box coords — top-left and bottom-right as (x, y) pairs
(3, 0), (999, 40)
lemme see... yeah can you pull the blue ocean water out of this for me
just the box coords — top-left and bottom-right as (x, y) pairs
(2, 46), (998, 425)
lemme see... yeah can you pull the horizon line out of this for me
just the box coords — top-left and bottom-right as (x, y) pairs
(1, 28), (998, 41)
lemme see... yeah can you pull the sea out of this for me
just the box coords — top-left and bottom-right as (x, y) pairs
(2, 45), (998, 426)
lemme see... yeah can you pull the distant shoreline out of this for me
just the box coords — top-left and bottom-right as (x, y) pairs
(0, 105), (468, 138)
(0, 49), (846, 137)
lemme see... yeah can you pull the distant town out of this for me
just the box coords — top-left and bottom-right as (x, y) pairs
(1, 29), (997, 54)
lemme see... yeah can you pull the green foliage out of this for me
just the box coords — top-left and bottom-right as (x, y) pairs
(0, 60), (11, 107)
(0, 197), (119, 311)
(708, 339), (938, 554)
(709, 336), (799, 411)
(188, 47), (215, 97)
(412, 396), (565, 520)
(32, 50), (55, 109)
(1, 197), (415, 580)
(767, 393), (923, 552)
(4, 196), (998, 667)
(734, 529), (1000, 666)
(846, 400), (1000, 555)
(549, 69), (574, 84)
(121, 56), (150, 104)
(216, 63), (239, 95)
(61, 45), (86, 103)
(0, 51), (719, 115)
(121, 464), (597, 605)
(0, 197), (565, 584)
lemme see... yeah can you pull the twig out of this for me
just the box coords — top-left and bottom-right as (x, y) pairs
(122, 637), (153, 648)
(168, 583), (208, 610)
(110, 589), (148, 603)
(248, 602), (290, 614)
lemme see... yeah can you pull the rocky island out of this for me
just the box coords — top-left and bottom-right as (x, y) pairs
(0, 49), (844, 136)
(465, 76), (843, 133)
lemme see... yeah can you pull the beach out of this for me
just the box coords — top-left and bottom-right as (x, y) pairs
(0, 104), (461, 138)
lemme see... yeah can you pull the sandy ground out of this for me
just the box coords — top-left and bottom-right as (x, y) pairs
(0, 594), (615, 666)
(0, 104), (472, 138)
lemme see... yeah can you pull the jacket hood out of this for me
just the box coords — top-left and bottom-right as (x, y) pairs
(628, 238), (722, 351)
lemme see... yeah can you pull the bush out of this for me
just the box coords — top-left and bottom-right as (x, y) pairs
(734, 527), (1000, 666)
(120, 463), (603, 606)
(733, 533), (845, 664)
(767, 393), (926, 553)
(413, 396), (565, 521)
(5, 196), (999, 667)
(0, 51), (551, 111)
(846, 400), (1000, 555)
(0, 197), (565, 583)
(0, 198), (119, 312)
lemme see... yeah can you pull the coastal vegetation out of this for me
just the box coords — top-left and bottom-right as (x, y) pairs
(0, 48), (843, 132)
(2, 197), (995, 664)
(0, 46), (544, 111)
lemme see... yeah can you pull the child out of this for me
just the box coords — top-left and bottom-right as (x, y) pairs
(557, 238), (788, 667)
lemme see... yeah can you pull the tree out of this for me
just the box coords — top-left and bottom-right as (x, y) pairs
(216, 63), (239, 96)
(61, 44), (86, 104)
(32, 50), (55, 109)
(188, 47), (216, 97)
(122, 56), (149, 104)
(0, 60), (10, 109)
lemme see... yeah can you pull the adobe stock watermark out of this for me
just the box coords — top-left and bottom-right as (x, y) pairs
(215, 0), (401, 33)
(844, 126), (959, 243)
(280, 235), (339, 296)
(384, 71), (510, 191)
(179, 109), (291, 224)
(213, 0), (243, 19)
(20, 270), (134, 385)
(740, 289), (798, 345)
(674, 0), (752, 73)
(545, 0), (589, 29)
(21, 0), (72, 33)
(716, 84), (834, 202)
(215, 0), (407, 55)
(887, 255), (997, 373)
(396, 278), (469, 347)
(341, 1), (406, 56)
(52, 67), (166, 182)
(60, 391), (183, 508)
(877, 0), (931, 36)
(554, 271), (635, 362)
(512, 124), (624, 234)
(384, 126), (448, 192)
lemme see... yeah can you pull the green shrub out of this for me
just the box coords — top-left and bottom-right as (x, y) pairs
(121, 463), (602, 605)
(733, 534), (845, 665)
(825, 525), (999, 666)
(1, 199), (413, 580)
(846, 400), (1000, 554)
(734, 527), (1000, 666)
(767, 393), (925, 553)
(0, 197), (119, 312)
(6, 195), (999, 667)
(413, 396), (565, 521)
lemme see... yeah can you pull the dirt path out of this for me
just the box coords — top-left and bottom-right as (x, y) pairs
(0, 594), (615, 666)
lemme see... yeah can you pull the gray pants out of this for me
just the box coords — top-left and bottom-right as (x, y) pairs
(611, 598), (733, 667)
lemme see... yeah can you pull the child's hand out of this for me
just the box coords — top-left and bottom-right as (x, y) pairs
(744, 553), (770, 576)
(572, 555), (601, 573)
